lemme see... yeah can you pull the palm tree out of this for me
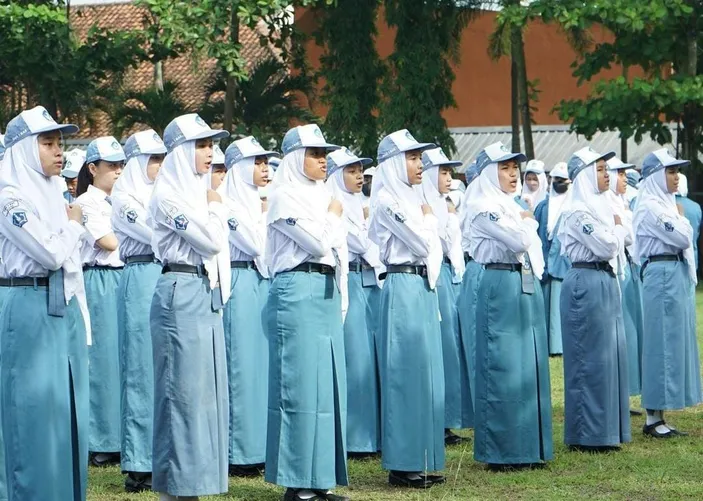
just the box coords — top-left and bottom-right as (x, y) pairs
(199, 57), (316, 147)
(111, 81), (191, 138)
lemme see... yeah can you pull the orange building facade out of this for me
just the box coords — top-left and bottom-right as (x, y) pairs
(295, 8), (627, 128)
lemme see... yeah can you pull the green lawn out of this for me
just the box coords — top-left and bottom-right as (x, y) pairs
(88, 292), (703, 501)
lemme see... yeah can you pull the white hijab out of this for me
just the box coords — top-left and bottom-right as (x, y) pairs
(218, 156), (269, 278)
(112, 154), (153, 218)
(634, 168), (697, 284)
(266, 148), (348, 310)
(369, 153), (442, 289)
(466, 162), (545, 279)
(547, 164), (570, 239)
(421, 165), (465, 280)
(605, 168), (632, 279)
(148, 141), (231, 303)
(521, 160), (548, 209)
(678, 172), (689, 197)
(0, 135), (91, 343)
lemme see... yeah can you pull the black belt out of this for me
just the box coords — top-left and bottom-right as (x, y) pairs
(230, 260), (257, 270)
(0, 277), (49, 287)
(348, 261), (373, 273)
(83, 265), (123, 271)
(485, 263), (521, 272)
(464, 252), (473, 263)
(124, 254), (155, 265)
(162, 264), (207, 276)
(443, 255), (452, 265)
(379, 265), (428, 280)
(572, 261), (614, 276)
(289, 262), (335, 275)
(641, 253), (684, 279)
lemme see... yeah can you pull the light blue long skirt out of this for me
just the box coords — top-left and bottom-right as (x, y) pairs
(474, 269), (553, 465)
(561, 268), (631, 447)
(457, 259), (484, 411)
(117, 262), (161, 472)
(85, 267), (122, 453)
(0, 288), (6, 501)
(378, 273), (444, 472)
(438, 263), (473, 429)
(344, 271), (381, 453)
(224, 267), (270, 465)
(1, 287), (88, 501)
(542, 278), (564, 355)
(150, 272), (229, 496)
(641, 261), (702, 410)
(621, 258), (644, 396)
(265, 271), (348, 489)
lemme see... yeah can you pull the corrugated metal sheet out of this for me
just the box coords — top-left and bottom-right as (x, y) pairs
(449, 125), (680, 173)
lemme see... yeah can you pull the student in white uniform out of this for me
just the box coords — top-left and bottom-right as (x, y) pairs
(111, 129), (166, 492)
(75, 135), (126, 467)
(220, 136), (276, 476)
(62, 149), (84, 203)
(521, 159), (548, 210)
(148, 114), (231, 501)
(369, 129), (445, 488)
(325, 147), (383, 458)
(361, 166), (376, 209)
(264, 124), (349, 501)
(420, 147), (472, 444)
(634, 149), (701, 438)
(210, 144), (227, 189)
(0, 106), (90, 501)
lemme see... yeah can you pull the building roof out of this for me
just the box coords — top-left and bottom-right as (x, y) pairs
(70, 1), (275, 138)
(449, 125), (681, 173)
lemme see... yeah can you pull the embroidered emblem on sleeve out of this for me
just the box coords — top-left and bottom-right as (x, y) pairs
(489, 212), (500, 222)
(285, 217), (297, 226)
(11, 211), (27, 228)
(173, 214), (189, 230)
(228, 218), (239, 231)
(664, 221), (674, 232)
(582, 223), (594, 235)
(384, 206), (406, 224)
(125, 209), (138, 224)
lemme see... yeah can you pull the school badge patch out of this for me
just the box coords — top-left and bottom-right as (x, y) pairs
(664, 221), (674, 232)
(228, 218), (239, 231)
(582, 223), (594, 235)
(489, 212), (500, 222)
(285, 217), (297, 226)
(125, 209), (138, 224)
(11, 211), (27, 228)
(174, 213), (189, 230)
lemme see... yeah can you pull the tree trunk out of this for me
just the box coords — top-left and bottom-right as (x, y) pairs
(680, 25), (698, 164)
(620, 65), (629, 161)
(512, 24), (534, 159)
(510, 52), (520, 153)
(223, 7), (240, 137)
(153, 60), (164, 93)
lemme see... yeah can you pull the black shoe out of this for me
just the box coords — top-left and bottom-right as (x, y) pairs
(643, 421), (676, 439)
(419, 473), (445, 484)
(388, 471), (433, 489)
(669, 427), (689, 437)
(283, 488), (326, 501)
(313, 490), (350, 501)
(89, 451), (121, 467)
(629, 409), (643, 416)
(229, 463), (265, 477)
(444, 429), (463, 446)
(124, 472), (152, 493)
(568, 445), (621, 454)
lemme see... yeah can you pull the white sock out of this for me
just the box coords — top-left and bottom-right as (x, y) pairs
(296, 490), (317, 500)
(646, 410), (670, 434)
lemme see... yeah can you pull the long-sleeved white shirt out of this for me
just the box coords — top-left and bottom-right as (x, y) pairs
(75, 185), (122, 267)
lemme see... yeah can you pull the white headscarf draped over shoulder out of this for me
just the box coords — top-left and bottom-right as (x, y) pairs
(148, 127), (231, 305)
(521, 159), (548, 209)
(546, 161), (569, 239)
(634, 149), (696, 284)
(605, 157), (636, 278)
(0, 127), (91, 343)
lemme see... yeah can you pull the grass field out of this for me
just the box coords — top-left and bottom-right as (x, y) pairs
(88, 293), (703, 501)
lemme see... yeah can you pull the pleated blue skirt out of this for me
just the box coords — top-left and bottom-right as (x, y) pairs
(85, 267), (122, 453)
(438, 263), (473, 429)
(117, 262), (161, 472)
(265, 271), (348, 490)
(0, 288), (8, 501)
(223, 267), (270, 465)
(621, 259), (644, 396)
(542, 278), (564, 355)
(1, 288), (88, 501)
(561, 268), (631, 447)
(457, 259), (484, 411)
(150, 272), (229, 496)
(344, 271), (381, 453)
(641, 261), (702, 410)
(474, 269), (553, 465)
(378, 273), (444, 472)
